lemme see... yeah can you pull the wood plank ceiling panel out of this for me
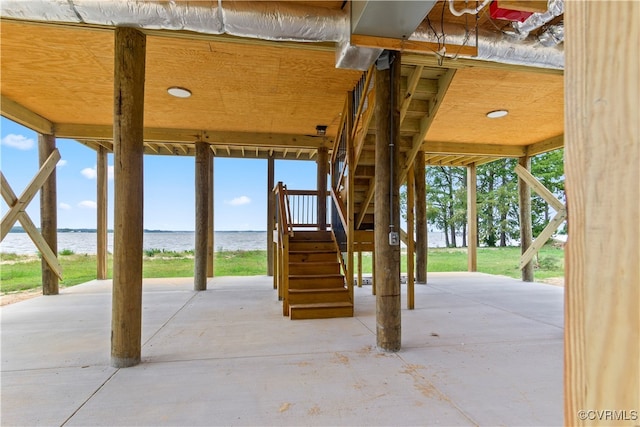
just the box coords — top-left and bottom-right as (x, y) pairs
(1, 20), (362, 139)
(425, 67), (564, 146)
(0, 22), (114, 126)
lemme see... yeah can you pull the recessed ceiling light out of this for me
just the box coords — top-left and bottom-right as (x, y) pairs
(486, 109), (508, 118)
(316, 125), (327, 136)
(167, 87), (192, 98)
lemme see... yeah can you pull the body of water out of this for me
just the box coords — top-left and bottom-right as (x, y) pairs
(0, 231), (268, 255)
(0, 230), (457, 255)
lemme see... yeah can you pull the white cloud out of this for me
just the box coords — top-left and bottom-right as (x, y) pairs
(78, 200), (97, 209)
(81, 165), (114, 180)
(81, 167), (97, 179)
(1, 134), (34, 150)
(59, 202), (71, 210)
(226, 196), (251, 206)
(57, 159), (68, 167)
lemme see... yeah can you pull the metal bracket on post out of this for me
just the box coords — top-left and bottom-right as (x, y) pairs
(376, 49), (397, 71)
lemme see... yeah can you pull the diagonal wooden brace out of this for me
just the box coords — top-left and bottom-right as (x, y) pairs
(1, 172), (63, 279)
(515, 164), (565, 212)
(1, 149), (61, 241)
(514, 163), (567, 270)
(519, 209), (567, 270)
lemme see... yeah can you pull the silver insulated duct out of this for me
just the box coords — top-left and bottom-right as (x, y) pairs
(0, 0), (564, 70)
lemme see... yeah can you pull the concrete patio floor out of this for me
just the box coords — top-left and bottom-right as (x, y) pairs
(1, 273), (564, 426)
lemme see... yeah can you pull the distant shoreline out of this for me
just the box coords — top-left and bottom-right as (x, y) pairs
(8, 227), (267, 234)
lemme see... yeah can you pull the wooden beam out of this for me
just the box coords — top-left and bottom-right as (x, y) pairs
(565, 3), (639, 423)
(514, 164), (565, 212)
(0, 149), (60, 241)
(317, 147), (328, 231)
(400, 69), (456, 183)
(406, 164), (415, 310)
(526, 134), (564, 156)
(402, 53), (564, 76)
(414, 152), (427, 283)
(517, 157), (534, 281)
(374, 50), (402, 352)
(0, 173), (62, 280)
(351, 34), (478, 57)
(267, 155), (275, 277)
(38, 134), (59, 295)
(207, 153), (214, 278)
(400, 65), (424, 124)
(520, 209), (566, 270)
(497, 0), (548, 13)
(355, 179), (375, 229)
(0, 95), (54, 135)
(467, 163), (478, 272)
(56, 124), (333, 149)
(194, 141), (209, 291)
(353, 95), (376, 167)
(423, 141), (527, 157)
(111, 27), (146, 369)
(97, 145), (108, 280)
(346, 91), (355, 303)
(144, 142), (158, 154)
(357, 250), (363, 288)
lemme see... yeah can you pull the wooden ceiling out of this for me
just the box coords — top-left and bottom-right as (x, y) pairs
(0, 1), (564, 163)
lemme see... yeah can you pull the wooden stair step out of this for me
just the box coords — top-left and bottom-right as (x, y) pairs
(288, 274), (345, 289)
(290, 230), (333, 241)
(289, 261), (340, 275)
(289, 241), (336, 251)
(289, 287), (350, 304)
(289, 250), (337, 262)
(289, 302), (354, 320)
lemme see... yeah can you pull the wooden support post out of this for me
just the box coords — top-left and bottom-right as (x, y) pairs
(194, 140), (210, 291)
(357, 250), (363, 287)
(374, 50), (401, 351)
(317, 147), (328, 231)
(518, 156), (534, 281)
(111, 27), (146, 369)
(371, 250), (376, 295)
(467, 163), (478, 272)
(207, 154), (214, 278)
(38, 133), (58, 295)
(414, 152), (427, 283)
(346, 92), (355, 302)
(564, 2), (639, 424)
(407, 165), (415, 310)
(267, 155), (275, 277)
(97, 145), (108, 280)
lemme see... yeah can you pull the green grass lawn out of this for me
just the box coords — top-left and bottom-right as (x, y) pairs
(0, 245), (564, 294)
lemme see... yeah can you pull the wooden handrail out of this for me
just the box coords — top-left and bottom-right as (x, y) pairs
(350, 66), (374, 143)
(331, 97), (350, 168)
(330, 187), (348, 233)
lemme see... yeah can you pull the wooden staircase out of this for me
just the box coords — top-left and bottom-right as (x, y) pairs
(349, 64), (456, 232)
(285, 230), (353, 320)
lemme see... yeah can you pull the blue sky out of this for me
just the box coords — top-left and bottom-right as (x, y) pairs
(1, 117), (317, 231)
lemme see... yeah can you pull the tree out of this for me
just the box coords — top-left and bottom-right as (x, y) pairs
(399, 149), (564, 248)
(425, 166), (465, 247)
(531, 149), (565, 235)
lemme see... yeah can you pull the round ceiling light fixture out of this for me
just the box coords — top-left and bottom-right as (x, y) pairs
(167, 87), (192, 98)
(486, 109), (508, 119)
